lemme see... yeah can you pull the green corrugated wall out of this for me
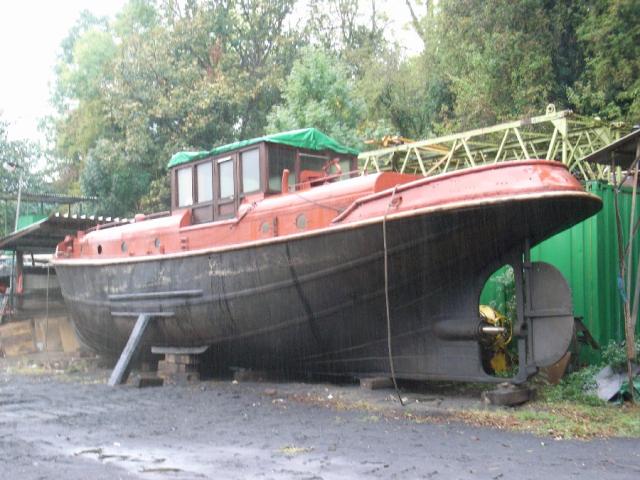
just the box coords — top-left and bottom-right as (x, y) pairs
(481, 181), (640, 363)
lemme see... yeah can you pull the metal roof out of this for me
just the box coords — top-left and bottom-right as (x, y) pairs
(0, 191), (97, 204)
(582, 128), (640, 169)
(0, 213), (129, 253)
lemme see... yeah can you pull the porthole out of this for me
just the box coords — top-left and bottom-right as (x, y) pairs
(97, 245), (103, 255)
(296, 214), (307, 230)
(154, 238), (161, 248)
(261, 222), (270, 234)
(121, 241), (127, 253)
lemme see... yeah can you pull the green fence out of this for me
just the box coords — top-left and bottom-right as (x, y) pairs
(481, 181), (640, 364)
(16, 214), (48, 231)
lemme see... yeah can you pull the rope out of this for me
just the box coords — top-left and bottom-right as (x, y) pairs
(290, 191), (342, 213)
(45, 264), (50, 354)
(383, 185), (404, 406)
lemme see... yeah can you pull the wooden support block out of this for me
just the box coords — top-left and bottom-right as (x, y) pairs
(359, 377), (394, 390)
(57, 316), (81, 353)
(0, 320), (37, 357)
(139, 361), (153, 372)
(164, 353), (200, 365)
(159, 371), (200, 384)
(482, 383), (533, 406)
(135, 376), (164, 388)
(157, 360), (198, 374)
(108, 314), (151, 387)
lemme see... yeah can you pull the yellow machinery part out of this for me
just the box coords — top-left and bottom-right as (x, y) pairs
(490, 352), (508, 373)
(479, 305), (513, 374)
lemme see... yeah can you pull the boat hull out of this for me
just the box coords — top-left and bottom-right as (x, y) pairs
(54, 191), (600, 382)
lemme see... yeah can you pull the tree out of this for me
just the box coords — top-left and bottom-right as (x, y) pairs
(51, 10), (117, 193)
(80, 139), (151, 215)
(266, 47), (366, 148)
(372, 54), (452, 138)
(50, 0), (300, 216)
(304, 0), (393, 78)
(570, 0), (640, 121)
(0, 116), (42, 233)
(230, 0), (299, 138)
(47, 0), (640, 220)
(404, 0), (430, 49)
(433, 0), (561, 128)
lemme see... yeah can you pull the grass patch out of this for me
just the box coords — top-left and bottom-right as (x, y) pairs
(279, 445), (313, 456)
(452, 401), (640, 439)
(455, 339), (640, 439)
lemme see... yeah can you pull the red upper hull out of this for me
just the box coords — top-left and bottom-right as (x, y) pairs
(55, 160), (596, 263)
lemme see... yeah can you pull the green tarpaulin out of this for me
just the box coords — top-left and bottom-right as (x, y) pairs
(167, 128), (360, 169)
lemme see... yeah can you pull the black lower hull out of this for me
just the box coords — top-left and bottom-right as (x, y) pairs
(54, 194), (600, 382)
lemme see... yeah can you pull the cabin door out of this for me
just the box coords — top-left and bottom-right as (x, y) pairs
(215, 155), (238, 219)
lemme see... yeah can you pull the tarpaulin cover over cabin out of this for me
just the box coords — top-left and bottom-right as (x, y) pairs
(167, 128), (360, 168)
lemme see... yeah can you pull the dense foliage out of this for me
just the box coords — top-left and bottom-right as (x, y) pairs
(47, 0), (639, 216)
(0, 116), (42, 235)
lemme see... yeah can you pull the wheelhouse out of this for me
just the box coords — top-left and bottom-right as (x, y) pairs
(168, 128), (359, 224)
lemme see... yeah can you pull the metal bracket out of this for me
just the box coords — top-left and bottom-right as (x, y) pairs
(108, 289), (202, 302)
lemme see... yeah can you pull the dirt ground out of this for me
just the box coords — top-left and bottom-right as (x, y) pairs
(1, 357), (640, 480)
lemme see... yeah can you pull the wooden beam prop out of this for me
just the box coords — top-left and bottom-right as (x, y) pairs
(107, 313), (152, 387)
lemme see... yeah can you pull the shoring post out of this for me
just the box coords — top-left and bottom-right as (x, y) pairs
(627, 139), (640, 402)
(613, 149), (638, 404)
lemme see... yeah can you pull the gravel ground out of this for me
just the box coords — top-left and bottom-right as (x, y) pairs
(1, 364), (639, 480)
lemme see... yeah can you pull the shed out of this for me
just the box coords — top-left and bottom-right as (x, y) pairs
(0, 214), (126, 356)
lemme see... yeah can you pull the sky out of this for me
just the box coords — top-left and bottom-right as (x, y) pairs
(0, 0), (421, 144)
(0, 0), (128, 142)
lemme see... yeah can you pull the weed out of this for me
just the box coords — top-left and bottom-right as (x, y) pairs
(539, 365), (604, 406)
(279, 445), (313, 456)
(541, 339), (640, 406)
(601, 339), (640, 370)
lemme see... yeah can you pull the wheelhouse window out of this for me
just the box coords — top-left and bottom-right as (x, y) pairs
(218, 157), (234, 199)
(299, 153), (327, 172)
(177, 167), (193, 207)
(241, 148), (260, 193)
(267, 145), (296, 192)
(196, 161), (213, 203)
(339, 158), (352, 179)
